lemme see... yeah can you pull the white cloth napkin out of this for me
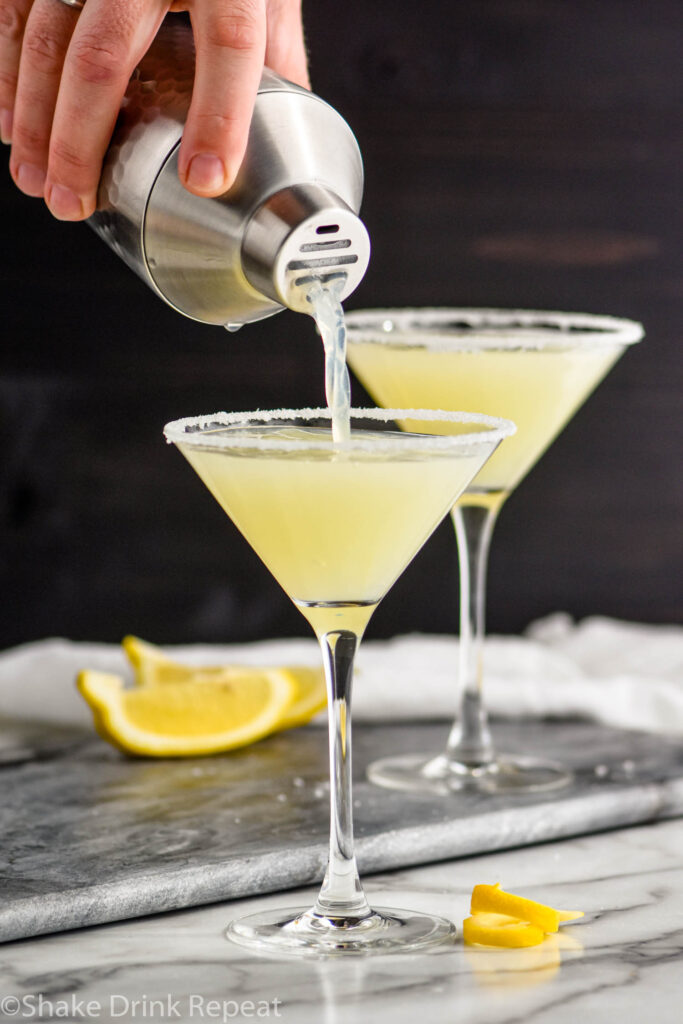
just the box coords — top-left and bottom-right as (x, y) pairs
(0, 614), (681, 734)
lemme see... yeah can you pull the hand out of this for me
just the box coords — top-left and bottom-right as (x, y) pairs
(0, 0), (309, 220)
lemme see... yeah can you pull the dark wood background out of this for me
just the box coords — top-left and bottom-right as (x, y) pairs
(1, 0), (681, 647)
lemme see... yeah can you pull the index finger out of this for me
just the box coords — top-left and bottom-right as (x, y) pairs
(44, 0), (166, 219)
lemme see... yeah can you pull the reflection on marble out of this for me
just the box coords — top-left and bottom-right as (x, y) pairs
(0, 820), (682, 1023)
(1, 720), (683, 942)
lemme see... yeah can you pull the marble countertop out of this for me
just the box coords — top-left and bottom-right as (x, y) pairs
(1, 817), (681, 1024)
(4, 720), (683, 945)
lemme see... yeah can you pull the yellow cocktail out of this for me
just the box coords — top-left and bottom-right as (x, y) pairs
(165, 406), (514, 955)
(346, 309), (643, 793)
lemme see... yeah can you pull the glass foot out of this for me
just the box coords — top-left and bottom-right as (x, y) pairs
(368, 752), (572, 795)
(226, 905), (456, 957)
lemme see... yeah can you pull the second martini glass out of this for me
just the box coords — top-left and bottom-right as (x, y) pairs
(164, 406), (513, 956)
(346, 309), (643, 794)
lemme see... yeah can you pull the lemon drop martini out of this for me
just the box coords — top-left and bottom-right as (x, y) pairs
(346, 309), (643, 794)
(164, 406), (514, 956)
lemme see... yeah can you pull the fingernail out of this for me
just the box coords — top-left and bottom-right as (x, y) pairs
(46, 183), (83, 220)
(185, 153), (227, 193)
(16, 163), (46, 197)
(0, 108), (12, 145)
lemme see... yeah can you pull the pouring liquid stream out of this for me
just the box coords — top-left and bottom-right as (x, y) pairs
(306, 277), (352, 444)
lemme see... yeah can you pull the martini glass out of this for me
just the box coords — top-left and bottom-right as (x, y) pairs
(346, 309), (643, 794)
(164, 406), (513, 957)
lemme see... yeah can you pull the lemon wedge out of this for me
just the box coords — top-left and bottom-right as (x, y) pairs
(273, 666), (327, 729)
(122, 635), (326, 729)
(470, 884), (584, 934)
(122, 635), (217, 686)
(463, 913), (545, 948)
(77, 668), (297, 757)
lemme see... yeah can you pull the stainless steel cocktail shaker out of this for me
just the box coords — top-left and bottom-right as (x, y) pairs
(89, 19), (370, 327)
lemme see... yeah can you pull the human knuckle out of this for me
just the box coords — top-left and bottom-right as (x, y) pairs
(0, 2), (25, 43)
(23, 25), (64, 67)
(50, 134), (89, 172)
(0, 66), (17, 95)
(12, 118), (45, 150)
(193, 108), (242, 132)
(209, 7), (262, 52)
(71, 33), (126, 86)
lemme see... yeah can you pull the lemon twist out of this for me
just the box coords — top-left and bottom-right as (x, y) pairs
(464, 884), (583, 948)
(471, 884), (583, 933)
(463, 913), (545, 948)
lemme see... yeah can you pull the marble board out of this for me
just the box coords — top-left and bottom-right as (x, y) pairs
(1, 719), (682, 943)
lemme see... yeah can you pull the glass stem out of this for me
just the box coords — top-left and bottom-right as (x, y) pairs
(314, 629), (371, 920)
(446, 499), (503, 768)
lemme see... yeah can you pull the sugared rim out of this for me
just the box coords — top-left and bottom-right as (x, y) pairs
(163, 407), (516, 452)
(344, 307), (644, 350)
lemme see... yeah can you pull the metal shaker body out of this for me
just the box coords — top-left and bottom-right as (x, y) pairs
(89, 19), (370, 326)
